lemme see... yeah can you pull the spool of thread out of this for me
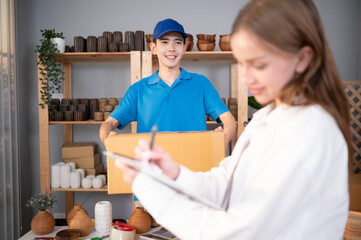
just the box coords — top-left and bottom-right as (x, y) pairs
(99, 104), (105, 112)
(72, 98), (81, 106)
(68, 105), (78, 111)
(119, 42), (129, 52)
(104, 112), (111, 120)
(82, 178), (92, 189)
(99, 98), (108, 105)
(113, 31), (123, 44)
(60, 164), (71, 188)
(59, 105), (68, 112)
(108, 98), (118, 106)
(80, 99), (90, 119)
(89, 99), (99, 120)
(98, 36), (108, 52)
(104, 105), (113, 112)
(70, 171), (81, 189)
(74, 36), (85, 52)
(94, 112), (104, 121)
(61, 99), (72, 105)
(108, 42), (118, 52)
(54, 111), (64, 121)
(103, 31), (113, 43)
(125, 31), (135, 51)
(64, 111), (74, 121)
(75, 168), (85, 179)
(51, 164), (61, 188)
(87, 36), (97, 52)
(74, 111), (85, 121)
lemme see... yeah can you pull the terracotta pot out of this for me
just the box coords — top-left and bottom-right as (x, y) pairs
(31, 211), (55, 235)
(128, 207), (151, 234)
(67, 204), (88, 224)
(68, 204), (92, 237)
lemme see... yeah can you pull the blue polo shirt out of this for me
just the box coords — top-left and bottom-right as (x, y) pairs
(109, 68), (229, 133)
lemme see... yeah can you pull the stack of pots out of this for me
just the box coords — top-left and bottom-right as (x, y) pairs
(219, 34), (232, 51)
(197, 34), (216, 51)
(185, 33), (194, 51)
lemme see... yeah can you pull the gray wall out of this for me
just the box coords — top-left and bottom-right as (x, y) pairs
(16, 0), (361, 235)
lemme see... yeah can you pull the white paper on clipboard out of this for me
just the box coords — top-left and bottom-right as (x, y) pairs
(104, 151), (223, 210)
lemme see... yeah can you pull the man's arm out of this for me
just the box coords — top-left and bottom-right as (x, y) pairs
(99, 117), (120, 148)
(217, 111), (237, 147)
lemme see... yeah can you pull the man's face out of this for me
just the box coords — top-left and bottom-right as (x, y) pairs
(150, 32), (186, 70)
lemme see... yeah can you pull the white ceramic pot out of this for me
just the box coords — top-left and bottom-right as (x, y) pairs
(51, 164), (61, 188)
(82, 178), (92, 189)
(60, 164), (71, 188)
(70, 171), (81, 188)
(51, 37), (65, 53)
(92, 178), (103, 189)
(95, 201), (112, 234)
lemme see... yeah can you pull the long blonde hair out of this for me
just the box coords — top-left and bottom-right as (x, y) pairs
(232, 0), (352, 164)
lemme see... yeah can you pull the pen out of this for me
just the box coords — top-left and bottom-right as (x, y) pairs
(149, 125), (158, 150)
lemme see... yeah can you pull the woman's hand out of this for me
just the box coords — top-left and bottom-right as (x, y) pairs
(135, 139), (180, 180)
(115, 159), (139, 185)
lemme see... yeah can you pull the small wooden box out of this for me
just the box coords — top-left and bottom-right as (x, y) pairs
(84, 163), (103, 176)
(64, 153), (101, 169)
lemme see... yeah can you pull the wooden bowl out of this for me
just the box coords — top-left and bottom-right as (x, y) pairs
(197, 42), (215, 51)
(185, 41), (194, 51)
(220, 34), (231, 42)
(55, 229), (80, 240)
(145, 34), (153, 43)
(198, 39), (215, 44)
(146, 42), (151, 51)
(186, 33), (194, 40)
(219, 42), (232, 51)
(197, 34), (216, 41)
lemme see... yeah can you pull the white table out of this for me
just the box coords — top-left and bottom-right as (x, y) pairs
(19, 226), (162, 240)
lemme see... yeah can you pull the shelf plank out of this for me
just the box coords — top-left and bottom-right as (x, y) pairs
(58, 52), (132, 62)
(58, 51), (235, 63)
(50, 120), (104, 125)
(51, 186), (108, 192)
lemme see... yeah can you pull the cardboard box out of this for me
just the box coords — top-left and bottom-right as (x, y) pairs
(62, 142), (95, 159)
(107, 131), (226, 194)
(64, 153), (101, 169)
(84, 163), (103, 176)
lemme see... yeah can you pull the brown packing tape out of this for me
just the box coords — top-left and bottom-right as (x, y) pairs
(106, 131), (226, 194)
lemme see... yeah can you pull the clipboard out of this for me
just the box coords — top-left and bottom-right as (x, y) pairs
(104, 151), (223, 210)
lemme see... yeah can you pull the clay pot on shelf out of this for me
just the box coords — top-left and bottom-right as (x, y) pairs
(67, 204), (92, 237)
(31, 211), (55, 235)
(128, 207), (151, 234)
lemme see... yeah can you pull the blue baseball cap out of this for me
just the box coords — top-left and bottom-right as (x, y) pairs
(152, 18), (188, 42)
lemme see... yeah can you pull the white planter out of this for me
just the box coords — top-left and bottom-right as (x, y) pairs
(95, 201), (113, 234)
(51, 37), (65, 53)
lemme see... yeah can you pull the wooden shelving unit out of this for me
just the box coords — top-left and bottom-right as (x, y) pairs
(38, 51), (247, 214)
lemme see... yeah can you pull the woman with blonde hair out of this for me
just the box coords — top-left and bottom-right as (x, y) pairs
(117, 0), (351, 239)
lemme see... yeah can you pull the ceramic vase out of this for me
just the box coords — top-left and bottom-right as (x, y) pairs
(31, 211), (55, 235)
(95, 201), (113, 233)
(66, 204), (88, 224)
(68, 204), (92, 237)
(92, 178), (103, 188)
(128, 207), (151, 234)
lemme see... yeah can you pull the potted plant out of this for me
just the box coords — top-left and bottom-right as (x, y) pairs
(35, 29), (65, 117)
(26, 191), (57, 235)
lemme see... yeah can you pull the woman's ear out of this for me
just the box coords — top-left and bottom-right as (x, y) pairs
(296, 46), (314, 74)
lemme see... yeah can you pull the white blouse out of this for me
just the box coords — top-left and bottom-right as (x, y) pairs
(133, 103), (349, 240)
